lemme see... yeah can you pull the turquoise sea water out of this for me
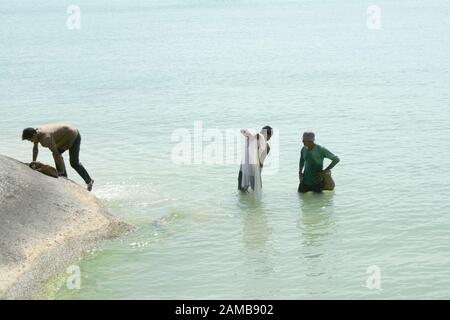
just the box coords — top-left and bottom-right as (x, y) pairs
(1, 0), (450, 299)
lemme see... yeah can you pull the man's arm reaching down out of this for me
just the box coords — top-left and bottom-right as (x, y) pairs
(33, 142), (39, 162)
(299, 150), (305, 181)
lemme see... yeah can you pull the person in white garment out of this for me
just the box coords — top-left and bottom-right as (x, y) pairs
(238, 126), (273, 193)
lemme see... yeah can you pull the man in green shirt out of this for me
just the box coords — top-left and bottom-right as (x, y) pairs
(298, 132), (340, 193)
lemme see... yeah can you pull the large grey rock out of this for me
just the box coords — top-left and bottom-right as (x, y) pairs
(0, 155), (131, 299)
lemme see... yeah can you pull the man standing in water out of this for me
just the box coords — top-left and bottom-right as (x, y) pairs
(22, 123), (94, 191)
(298, 132), (340, 193)
(238, 126), (273, 192)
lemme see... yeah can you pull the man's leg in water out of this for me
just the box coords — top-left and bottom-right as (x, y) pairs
(311, 185), (323, 193)
(298, 181), (324, 193)
(311, 180), (325, 193)
(238, 166), (243, 191)
(69, 134), (93, 189)
(250, 175), (255, 191)
(298, 181), (310, 193)
(238, 165), (257, 192)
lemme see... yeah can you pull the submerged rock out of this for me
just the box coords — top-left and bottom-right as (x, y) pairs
(0, 155), (131, 299)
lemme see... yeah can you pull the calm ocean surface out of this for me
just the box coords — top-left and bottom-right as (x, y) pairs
(1, 0), (450, 299)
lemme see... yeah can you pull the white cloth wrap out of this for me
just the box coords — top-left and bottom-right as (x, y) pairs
(240, 129), (267, 193)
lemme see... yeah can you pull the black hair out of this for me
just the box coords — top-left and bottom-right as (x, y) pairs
(22, 127), (37, 141)
(262, 125), (273, 137)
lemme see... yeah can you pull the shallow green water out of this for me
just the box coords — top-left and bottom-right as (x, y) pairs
(1, 0), (450, 299)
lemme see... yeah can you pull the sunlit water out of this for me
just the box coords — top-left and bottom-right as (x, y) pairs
(1, 0), (450, 299)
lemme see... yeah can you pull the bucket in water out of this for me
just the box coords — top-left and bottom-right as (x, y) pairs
(323, 171), (335, 191)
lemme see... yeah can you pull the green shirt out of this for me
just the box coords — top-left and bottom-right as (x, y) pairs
(300, 144), (339, 186)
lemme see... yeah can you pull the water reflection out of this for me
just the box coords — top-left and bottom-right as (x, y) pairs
(238, 194), (274, 276)
(297, 192), (336, 281)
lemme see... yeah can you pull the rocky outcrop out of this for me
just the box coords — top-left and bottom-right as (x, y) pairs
(0, 155), (131, 299)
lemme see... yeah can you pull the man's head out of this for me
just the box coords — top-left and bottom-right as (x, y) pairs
(22, 128), (37, 142)
(302, 131), (315, 149)
(261, 126), (273, 141)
